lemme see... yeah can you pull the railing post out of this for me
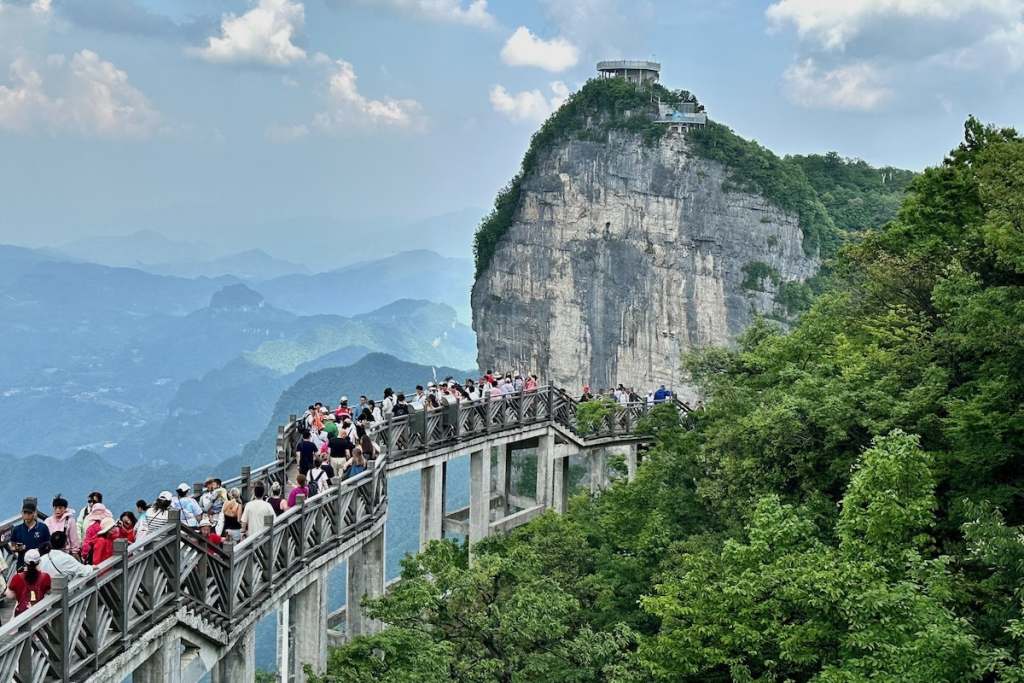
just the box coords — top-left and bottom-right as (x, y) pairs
(54, 575), (70, 683)
(17, 619), (33, 682)
(240, 466), (252, 503)
(296, 494), (307, 560)
(168, 509), (182, 599)
(222, 537), (236, 618)
(115, 538), (131, 645)
(517, 392), (524, 425)
(262, 513), (275, 594)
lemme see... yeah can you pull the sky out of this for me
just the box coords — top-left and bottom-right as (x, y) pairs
(1, 0), (1023, 257)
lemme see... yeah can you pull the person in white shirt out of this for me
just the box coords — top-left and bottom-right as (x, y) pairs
(381, 388), (396, 418)
(412, 386), (427, 410)
(240, 484), (276, 540)
(39, 531), (93, 580)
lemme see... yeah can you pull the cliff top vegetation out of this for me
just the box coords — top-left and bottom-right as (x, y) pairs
(472, 78), (915, 278)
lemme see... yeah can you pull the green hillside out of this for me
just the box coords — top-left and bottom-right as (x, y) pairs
(327, 118), (1024, 681)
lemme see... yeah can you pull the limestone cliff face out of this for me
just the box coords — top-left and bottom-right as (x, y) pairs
(471, 130), (818, 401)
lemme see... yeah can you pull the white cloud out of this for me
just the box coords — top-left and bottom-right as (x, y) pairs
(783, 58), (891, 111)
(357, 0), (494, 29)
(489, 81), (569, 123)
(0, 50), (160, 137)
(766, 0), (1023, 51)
(313, 59), (424, 130)
(767, 0), (1024, 111)
(501, 26), (579, 72)
(194, 0), (306, 66)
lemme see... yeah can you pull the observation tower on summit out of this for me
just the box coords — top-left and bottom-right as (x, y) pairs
(596, 59), (661, 85)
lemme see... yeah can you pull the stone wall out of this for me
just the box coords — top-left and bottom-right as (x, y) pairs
(471, 130), (818, 403)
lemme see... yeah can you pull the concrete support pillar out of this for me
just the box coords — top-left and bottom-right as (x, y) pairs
(347, 527), (385, 638)
(494, 445), (511, 515)
(276, 600), (290, 683)
(589, 448), (608, 494)
(469, 447), (491, 549)
(625, 444), (638, 482)
(213, 627), (255, 683)
(134, 635), (181, 683)
(551, 453), (570, 515)
(419, 462), (445, 550)
(536, 432), (554, 507)
(290, 571), (328, 679)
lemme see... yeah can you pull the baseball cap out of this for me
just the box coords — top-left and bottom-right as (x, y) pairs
(176, 483), (190, 494)
(24, 549), (41, 564)
(158, 491), (173, 502)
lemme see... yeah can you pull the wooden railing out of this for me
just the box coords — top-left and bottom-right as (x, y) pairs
(0, 385), (685, 681)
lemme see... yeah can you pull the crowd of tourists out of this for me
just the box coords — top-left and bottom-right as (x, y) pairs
(0, 370), (678, 622)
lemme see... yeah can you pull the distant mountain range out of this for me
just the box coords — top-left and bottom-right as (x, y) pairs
(0, 244), (477, 465)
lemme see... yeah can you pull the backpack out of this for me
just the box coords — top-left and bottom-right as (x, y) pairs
(308, 468), (327, 496)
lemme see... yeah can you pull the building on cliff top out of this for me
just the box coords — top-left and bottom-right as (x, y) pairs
(597, 60), (707, 129)
(597, 59), (660, 85)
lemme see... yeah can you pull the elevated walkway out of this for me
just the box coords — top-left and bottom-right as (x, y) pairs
(0, 387), (686, 682)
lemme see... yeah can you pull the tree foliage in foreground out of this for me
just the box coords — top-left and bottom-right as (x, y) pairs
(324, 118), (1024, 681)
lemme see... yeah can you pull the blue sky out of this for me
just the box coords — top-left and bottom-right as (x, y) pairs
(1, 0), (1022, 258)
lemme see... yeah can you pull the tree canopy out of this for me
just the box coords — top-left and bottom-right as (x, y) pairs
(330, 117), (1024, 682)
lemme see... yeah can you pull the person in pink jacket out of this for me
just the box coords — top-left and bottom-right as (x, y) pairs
(45, 494), (81, 556)
(80, 503), (113, 564)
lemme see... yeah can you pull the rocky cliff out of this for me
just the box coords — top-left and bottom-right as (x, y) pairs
(471, 99), (821, 401)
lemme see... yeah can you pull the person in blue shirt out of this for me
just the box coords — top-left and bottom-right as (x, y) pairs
(653, 384), (670, 403)
(9, 499), (50, 569)
(171, 484), (203, 528)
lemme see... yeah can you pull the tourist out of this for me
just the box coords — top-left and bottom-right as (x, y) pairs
(653, 384), (671, 403)
(524, 374), (538, 392)
(172, 484), (202, 528)
(328, 426), (353, 473)
(297, 428), (318, 477)
(45, 494), (81, 557)
(334, 396), (352, 421)
(200, 478), (227, 526)
(268, 481), (286, 515)
(343, 446), (368, 479)
(80, 502), (112, 565)
(241, 484), (275, 539)
(76, 491), (103, 540)
(115, 512), (138, 544)
(5, 549), (51, 615)
(381, 387), (395, 417)
(392, 393), (411, 417)
(135, 499), (149, 532)
(323, 413), (339, 438)
(90, 518), (117, 565)
(221, 488), (243, 541)
(39, 531), (92, 580)
(360, 432), (380, 460)
(9, 500), (50, 569)
(580, 385), (593, 402)
(412, 385), (427, 410)
(198, 518), (223, 549)
(308, 453), (334, 495)
(369, 399), (382, 422)
(286, 474), (309, 508)
(136, 492), (173, 542)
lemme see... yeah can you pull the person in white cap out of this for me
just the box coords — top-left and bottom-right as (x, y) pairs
(5, 548), (51, 615)
(136, 492), (173, 542)
(172, 483), (203, 528)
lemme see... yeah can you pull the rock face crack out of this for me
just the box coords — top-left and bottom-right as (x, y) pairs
(471, 130), (818, 403)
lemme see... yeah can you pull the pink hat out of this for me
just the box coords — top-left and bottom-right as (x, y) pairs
(86, 503), (112, 524)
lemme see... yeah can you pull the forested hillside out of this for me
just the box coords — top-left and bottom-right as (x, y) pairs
(323, 119), (1024, 681)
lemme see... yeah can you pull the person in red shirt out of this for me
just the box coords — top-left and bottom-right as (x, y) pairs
(90, 518), (117, 565)
(5, 549), (51, 615)
(114, 512), (137, 544)
(199, 518), (223, 555)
